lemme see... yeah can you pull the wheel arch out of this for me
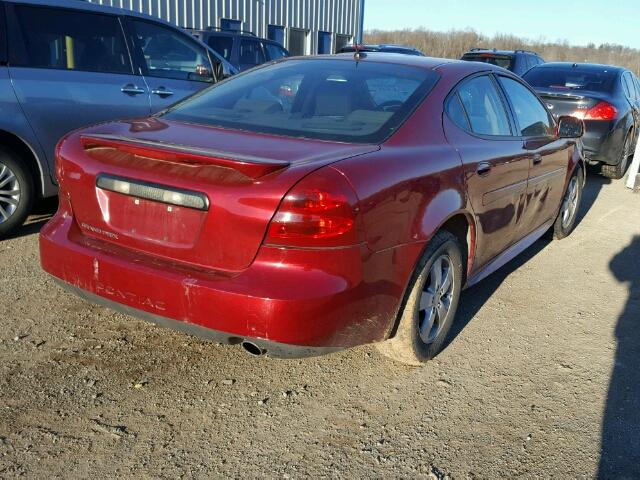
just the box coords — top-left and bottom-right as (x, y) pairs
(385, 209), (476, 340)
(0, 129), (48, 198)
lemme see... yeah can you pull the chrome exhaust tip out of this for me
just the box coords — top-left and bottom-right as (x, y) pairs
(241, 341), (266, 356)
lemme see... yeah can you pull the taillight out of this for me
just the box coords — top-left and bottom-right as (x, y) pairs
(574, 101), (617, 120)
(265, 167), (362, 248)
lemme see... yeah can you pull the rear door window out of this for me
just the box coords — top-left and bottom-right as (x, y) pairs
(239, 39), (266, 69)
(8, 5), (131, 74)
(207, 35), (233, 61)
(128, 19), (213, 82)
(455, 75), (512, 136)
(498, 76), (554, 137)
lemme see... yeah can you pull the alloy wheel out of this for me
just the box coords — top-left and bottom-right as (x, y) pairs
(418, 254), (454, 344)
(561, 175), (579, 229)
(0, 162), (21, 224)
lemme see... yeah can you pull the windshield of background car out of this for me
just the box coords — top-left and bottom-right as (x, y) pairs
(162, 59), (439, 143)
(524, 68), (617, 92)
(462, 54), (514, 70)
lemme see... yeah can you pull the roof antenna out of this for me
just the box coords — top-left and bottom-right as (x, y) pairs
(354, 43), (366, 61)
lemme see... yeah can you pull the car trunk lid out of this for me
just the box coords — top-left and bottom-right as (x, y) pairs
(534, 87), (605, 119)
(59, 119), (379, 272)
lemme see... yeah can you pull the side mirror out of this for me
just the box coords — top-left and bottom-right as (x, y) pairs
(557, 115), (584, 139)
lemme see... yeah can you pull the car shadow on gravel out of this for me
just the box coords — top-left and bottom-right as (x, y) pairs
(598, 235), (640, 478)
(445, 170), (609, 351)
(6, 197), (58, 240)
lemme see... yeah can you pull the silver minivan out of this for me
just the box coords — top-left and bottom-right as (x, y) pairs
(0, 0), (235, 237)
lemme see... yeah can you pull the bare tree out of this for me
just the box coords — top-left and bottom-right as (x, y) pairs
(365, 28), (640, 75)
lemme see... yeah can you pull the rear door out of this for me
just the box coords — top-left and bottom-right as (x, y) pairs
(443, 74), (529, 270)
(125, 18), (215, 112)
(6, 3), (151, 171)
(496, 75), (569, 235)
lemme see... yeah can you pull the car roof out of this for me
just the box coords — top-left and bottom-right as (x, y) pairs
(463, 49), (538, 57)
(295, 53), (512, 76)
(533, 62), (626, 73)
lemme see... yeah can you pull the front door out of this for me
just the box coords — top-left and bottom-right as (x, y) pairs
(444, 74), (530, 272)
(6, 4), (151, 171)
(126, 18), (215, 113)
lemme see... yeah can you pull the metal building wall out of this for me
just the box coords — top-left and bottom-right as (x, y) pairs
(89, 0), (361, 54)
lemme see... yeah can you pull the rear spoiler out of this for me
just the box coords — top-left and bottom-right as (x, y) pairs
(80, 134), (290, 179)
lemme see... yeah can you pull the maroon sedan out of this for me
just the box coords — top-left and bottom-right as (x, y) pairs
(40, 54), (585, 364)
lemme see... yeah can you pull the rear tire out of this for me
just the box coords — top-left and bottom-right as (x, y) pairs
(553, 167), (584, 240)
(602, 131), (632, 179)
(0, 148), (34, 239)
(376, 231), (464, 366)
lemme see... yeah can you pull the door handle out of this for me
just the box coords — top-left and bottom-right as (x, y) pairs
(533, 154), (543, 165)
(121, 84), (146, 95)
(152, 87), (174, 97)
(477, 162), (492, 176)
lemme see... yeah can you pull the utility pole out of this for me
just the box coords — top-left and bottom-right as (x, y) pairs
(357, 0), (365, 45)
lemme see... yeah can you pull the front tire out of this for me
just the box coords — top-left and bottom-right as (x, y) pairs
(553, 167), (584, 240)
(376, 231), (464, 365)
(0, 148), (34, 239)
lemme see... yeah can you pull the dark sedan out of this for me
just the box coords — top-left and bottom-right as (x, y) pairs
(524, 63), (640, 179)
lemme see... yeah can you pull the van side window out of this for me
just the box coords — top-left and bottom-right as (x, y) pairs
(9, 5), (131, 74)
(456, 76), (512, 136)
(129, 19), (213, 82)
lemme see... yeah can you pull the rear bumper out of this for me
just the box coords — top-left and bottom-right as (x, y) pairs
(582, 120), (624, 165)
(40, 210), (423, 353)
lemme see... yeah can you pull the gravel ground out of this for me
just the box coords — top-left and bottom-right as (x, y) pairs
(1, 172), (639, 479)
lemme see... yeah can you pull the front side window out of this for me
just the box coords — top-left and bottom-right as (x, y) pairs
(9, 5), (131, 74)
(239, 39), (266, 69)
(455, 76), (512, 136)
(163, 59), (439, 144)
(499, 76), (554, 137)
(129, 20), (213, 82)
(207, 35), (233, 61)
(264, 43), (288, 61)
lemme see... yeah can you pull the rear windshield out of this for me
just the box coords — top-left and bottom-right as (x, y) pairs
(462, 54), (513, 70)
(162, 59), (439, 143)
(524, 68), (617, 92)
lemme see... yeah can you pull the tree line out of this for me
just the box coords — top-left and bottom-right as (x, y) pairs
(365, 29), (640, 75)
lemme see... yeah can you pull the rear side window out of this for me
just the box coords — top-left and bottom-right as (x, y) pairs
(163, 59), (439, 144)
(446, 95), (470, 130)
(207, 35), (233, 61)
(523, 67), (617, 93)
(499, 76), (554, 137)
(239, 39), (266, 68)
(129, 19), (213, 82)
(455, 76), (512, 136)
(8, 5), (131, 74)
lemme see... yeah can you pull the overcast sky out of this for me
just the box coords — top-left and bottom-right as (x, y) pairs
(363, 0), (640, 49)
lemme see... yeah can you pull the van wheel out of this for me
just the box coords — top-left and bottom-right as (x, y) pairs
(553, 167), (584, 240)
(602, 131), (632, 179)
(0, 148), (34, 239)
(376, 231), (463, 366)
